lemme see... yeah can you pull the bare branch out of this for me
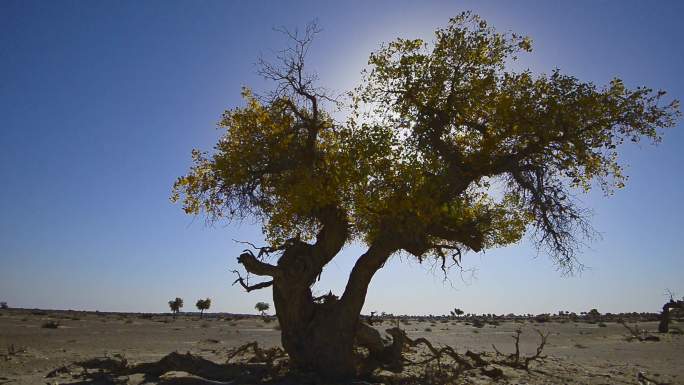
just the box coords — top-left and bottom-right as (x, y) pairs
(492, 328), (549, 370)
(225, 342), (285, 367)
(524, 329), (549, 368)
(232, 239), (288, 261)
(509, 167), (594, 273)
(231, 270), (273, 292)
(256, 19), (339, 122)
(405, 334), (472, 369)
(431, 243), (464, 274)
(665, 288), (676, 302)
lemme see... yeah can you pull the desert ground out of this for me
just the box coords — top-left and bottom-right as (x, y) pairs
(0, 308), (682, 384)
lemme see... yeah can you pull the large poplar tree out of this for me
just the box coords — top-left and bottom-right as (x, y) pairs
(172, 13), (679, 378)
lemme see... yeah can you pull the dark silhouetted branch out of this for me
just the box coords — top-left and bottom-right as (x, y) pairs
(231, 270), (273, 292)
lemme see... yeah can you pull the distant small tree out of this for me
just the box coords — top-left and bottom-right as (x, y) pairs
(367, 311), (378, 325)
(450, 308), (464, 318)
(665, 288), (676, 302)
(0, 302), (7, 310)
(588, 308), (600, 318)
(255, 302), (270, 316)
(196, 298), (211, 318)
(168, 297), (183, 318)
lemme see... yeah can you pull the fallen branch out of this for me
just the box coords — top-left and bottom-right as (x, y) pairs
(492, 328), (549, 370)
(407, 335), (473, 369)
(225, 341), (287, 369)
(620, 321), (660, 342)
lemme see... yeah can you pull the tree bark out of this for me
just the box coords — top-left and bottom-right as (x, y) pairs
(274, 283), (358, 378)
(234, 212), (399, 379)
(270, 237), (397, 379)
(267, 244), (356, 378)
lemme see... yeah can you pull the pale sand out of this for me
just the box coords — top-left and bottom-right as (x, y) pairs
(0, 309), (682, 384)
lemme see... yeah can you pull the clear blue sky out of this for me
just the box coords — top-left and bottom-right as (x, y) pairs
(1, 0), (682, 316)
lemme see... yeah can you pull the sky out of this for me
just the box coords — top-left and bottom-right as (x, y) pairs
(1, 0), (683, 316)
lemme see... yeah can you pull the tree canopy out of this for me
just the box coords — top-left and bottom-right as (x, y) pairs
(196, 298), (211, 312)
(172, 13), (679, 274)
(255, 301), (270, 315)
(168, 297), (183, 314)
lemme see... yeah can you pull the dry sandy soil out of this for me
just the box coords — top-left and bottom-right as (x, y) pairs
(0, 309), (682, 384)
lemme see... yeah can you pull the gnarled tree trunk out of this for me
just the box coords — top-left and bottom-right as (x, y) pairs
(274, 284), (358, 378)
(275, 238), (397, 378)
(234, 218), (398, 379)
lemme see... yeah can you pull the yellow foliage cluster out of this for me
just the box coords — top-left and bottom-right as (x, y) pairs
(172, 12), (679, 264)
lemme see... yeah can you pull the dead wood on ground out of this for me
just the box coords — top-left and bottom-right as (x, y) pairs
(49, 327), (553, 385)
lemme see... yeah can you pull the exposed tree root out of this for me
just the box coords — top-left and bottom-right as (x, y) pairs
(130, 352), (242, 380)
(225, 341), (288, 373)
(357, 325), (548, 383)
(49, 329), (552, 385)
(396, 329), (472, 370)
(52, 345), (283, 385)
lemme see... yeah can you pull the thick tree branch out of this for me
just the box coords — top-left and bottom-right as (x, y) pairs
(257, 20), (338, 151)
(311, 206), (349, 266)
(274, 207), (349, 287)
(237, 249), (281, 277)
(340, 235), (398, 315)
